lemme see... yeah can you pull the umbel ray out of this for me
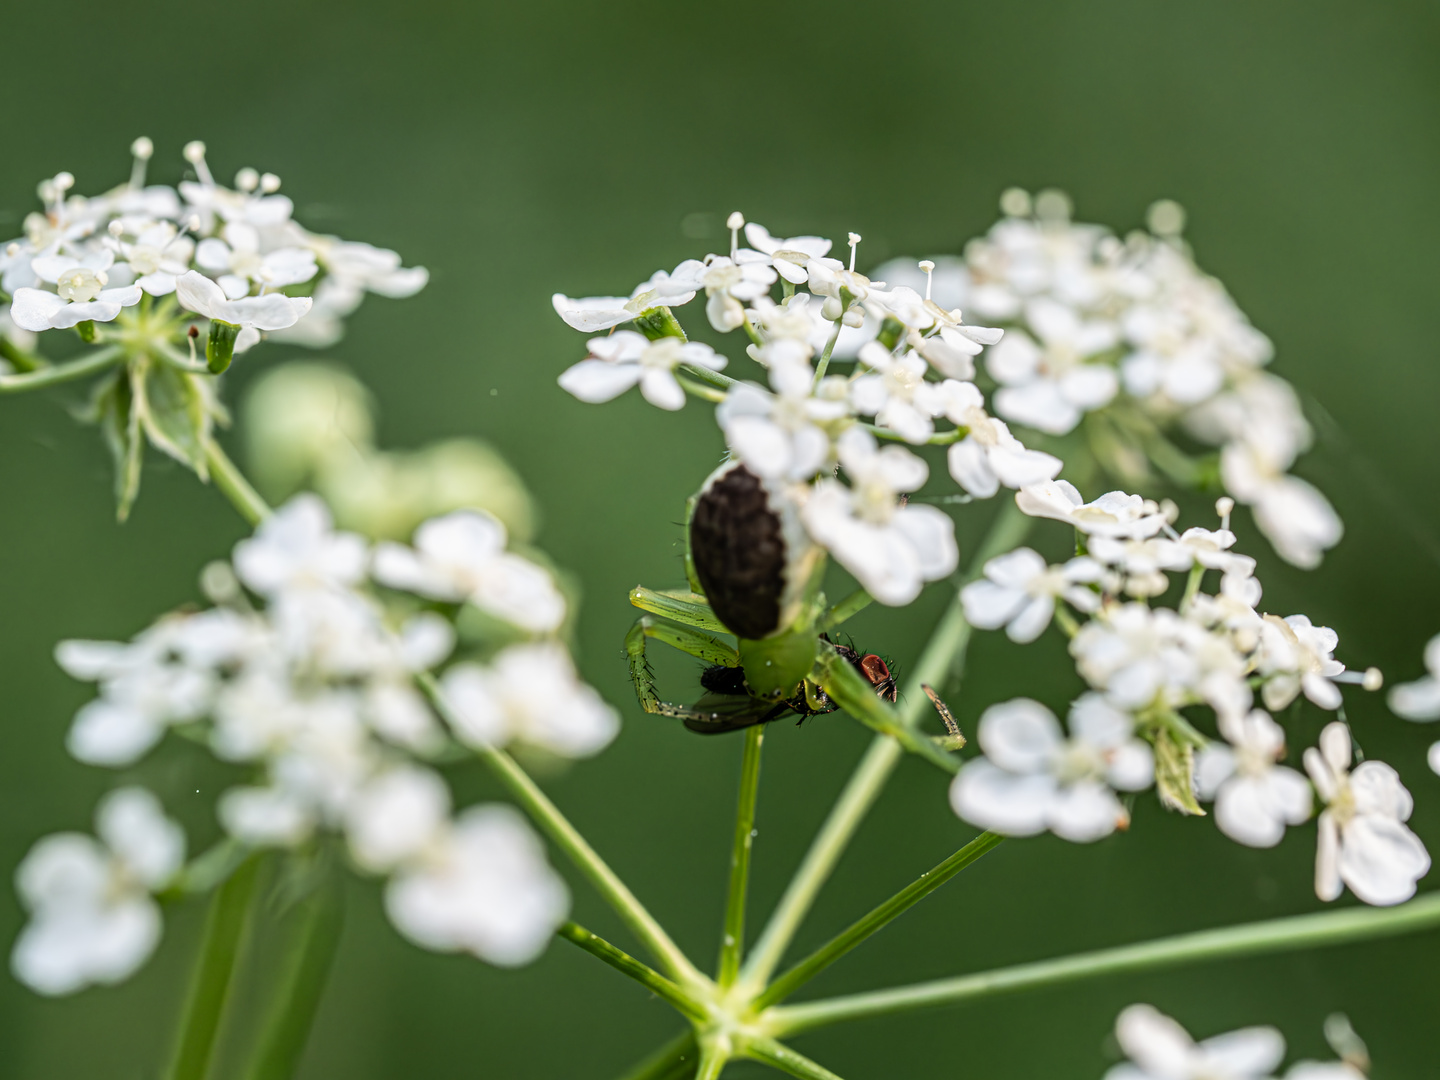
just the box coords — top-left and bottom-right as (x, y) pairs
(626, 461), (961, 764)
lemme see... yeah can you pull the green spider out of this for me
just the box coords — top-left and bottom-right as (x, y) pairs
(624, 461), (959, 770)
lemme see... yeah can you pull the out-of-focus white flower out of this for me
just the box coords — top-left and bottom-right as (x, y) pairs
(1105, 1004), (1285, 1080)
(175, 270), (312, 339)
(951, 696), (1152, 841)
(1283, 1065), (1364, 1080)
(961, 548), (1104, 642)
(985, 298), (1119, 435)
(233, 495), (368, 597)
(1017, 480), (1168, 540)
(851, 343), (942, 444)
(10, 248), (143, 330)
(1304, 722), (1430, 906)
(801, 428), (957, 606)
(345, 765), (451, 873)
(384, 805), (568, 967)
(195, 222), (316, 299)
(1221, 442), (1342, 570)
(1255, 615), (1344, 712)
(716, 380), (846, 484)
(12, 788), (184, 995)
(1389, 632), (1440, 721)
(1195, 709), (1311, 847)
(373, 510), (566, 634)
(558, 329), (726, 412)
(440, 643), (619, 757)
(934, 380), (1061, 498)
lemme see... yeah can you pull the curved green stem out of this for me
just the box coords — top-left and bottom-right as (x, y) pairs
(678, 376), (727, 403)
(677, 363), (736, 390)
(617, 1031), (699, 1080)
(419, 674), (705, 988)
(558, 922), (707, 1022)
(744, 1037), (845, 1080)
(811, 320), (843, 388)
(756, 832), (1003, 1009)
(767, 892), (1440, 1035)
(0, 345), (122, 393)
(205, 439), (271, 525)
(694, 1044), (728, 1080)
(239, 872), (345, 1080)
(163, 854), (263, 1080)
(718, 725), (765, 986)
(738, 503), (1032, 993)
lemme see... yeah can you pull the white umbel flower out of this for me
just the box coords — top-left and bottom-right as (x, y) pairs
(742, 221), (833, 284)
(232, 494), (368, 597)
(175, 269), (313, 338)
(1255, 615), (1345, 712)
(384, 805), (568, 967)
(1304, 722), (1429, 906)
(1016, 480), (1168, 539)
(950, 696), (1152, 842)
(1105, 1004), (1285, 1080)
(194, 222), (317, 299)
(440, 643), (619, 758)
(801, 428), (957, 606)
(372, 509), (566, 634)
(986, 298), (1120, 435)
(10, 248), (143, 331)
(1195, 709), (1312, 848)
(934, 380), (1061, 497)
(12, 788), (184, 995)
(716, 380), (845, 484)
(850, 342), (942, 444)
(558, 329), (726, 411)
(961, 547), (1104, 643)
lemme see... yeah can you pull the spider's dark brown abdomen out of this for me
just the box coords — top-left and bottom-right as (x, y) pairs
(689, 464), (786, 640)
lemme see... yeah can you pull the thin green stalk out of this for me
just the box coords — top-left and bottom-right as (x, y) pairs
(821, 589), (872, 629)
(0, 337), (46, 372)
(163, 855), (263, 1080)
(811, 320), (843, 387)
(617, 1031), (698, 1080)
(0, 345), (122, 393)
(419, 674), (705, 988)
(744, 1037), (845, 1080)
(755, 832), (1004, 1009)
(694, 1044), (728, 1080)
(678, 362), (736, 390)
(240, 874), (345, 1080)
(767, 892), (1440, 1035)
(718, 725), (765, 986)
(677, 376), (727, 403)
(738, 503), (1032, 993)
(558, 922), (707, 1022)
(204, 439), (272, 525)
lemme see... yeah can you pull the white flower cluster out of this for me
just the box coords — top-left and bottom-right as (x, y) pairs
(15, 495), (616, 994)
(953, 485), (1428, 906)
(875, 191), (1342, 569)
(555, 213), (1062, 606)
(1388, 631), (1440, 777)
(1106, 1004), (1370, 1080)
(2, 138), (425, 349)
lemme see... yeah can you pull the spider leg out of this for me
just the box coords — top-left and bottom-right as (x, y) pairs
(811, 642), (959, 774)
(625, 615), (739, 720)
(629, 585), (727, 633)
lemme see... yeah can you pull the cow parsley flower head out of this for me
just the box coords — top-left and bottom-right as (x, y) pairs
(1255, 615), (1345, 712)
(950, 696), (1152, 842)
(12, 788), (184, 996)
(1016, 480), (1169, 539)
(986, 297), (1120, 435)
(961, 548), (1105, 643)
(1195, 709), (1312, 848)
(1304, 722), (1430, 906)
(934, 380), (1062, 498)
(558, 330), (726, 412)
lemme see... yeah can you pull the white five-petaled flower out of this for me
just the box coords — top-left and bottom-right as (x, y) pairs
(800, 428), (957, 606)
(716, 380), (847, 484)
(439, 643), (619, 758)
(951, 696), (1153, 842)
(1195, 709), (1312, 848)
(985, 297), (1120, 435)
(851, 342), (942, 444)
(1304, 722), (1429, 906)
(1017, 480), (1169, 539)
(743, 221), (833, 284)
(372, 509), (566, 634)
(109, 221), (195, 296)
(933, 380), (1062, 498)
(1255, 614), (1345, 712)
(195, 222), (317, 299)
(10, 249), (143, 331)
(12, 788), (185, 996)
(692, 254), (778, 333)
(961, 548), (1105, 642)
(175, 269), (313, 345)
(384, 804), (569, 967)
(1105, 1004), (1286, 1080)
(558, 329), (726, 412)
(233, 494), (368, 597)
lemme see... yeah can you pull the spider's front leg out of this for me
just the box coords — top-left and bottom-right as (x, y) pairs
(625, 613), (738, 721)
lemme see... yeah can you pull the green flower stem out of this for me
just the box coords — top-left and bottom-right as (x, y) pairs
(0, 345), (122, 393)
(811, 320), (843, 387)
(558, 922), (708, 1022)
(738, 502), (1032, 994)
(204, 438), (272, 526)
(418, 675), (705, 989)
(677, 375), (728, 403)
(755, 832), (1004, 1010)
(0, 336), (46, 372)
(767, 891), (1440, 1036)
(239, 873), (345, 1080)
(744, 1037), (845, 1080)
(718, 725), (766, 987)
(163, 854), (263, 1080)
(821, 589), (873, 630)
(678, 363), (737, 390)
(617, 1031), (698, 1080)
(862, 422), (967, 446)
(694, 1044), (728, 1080)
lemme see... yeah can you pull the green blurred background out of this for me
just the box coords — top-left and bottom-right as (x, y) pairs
(2, 1), (1438, 1075)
